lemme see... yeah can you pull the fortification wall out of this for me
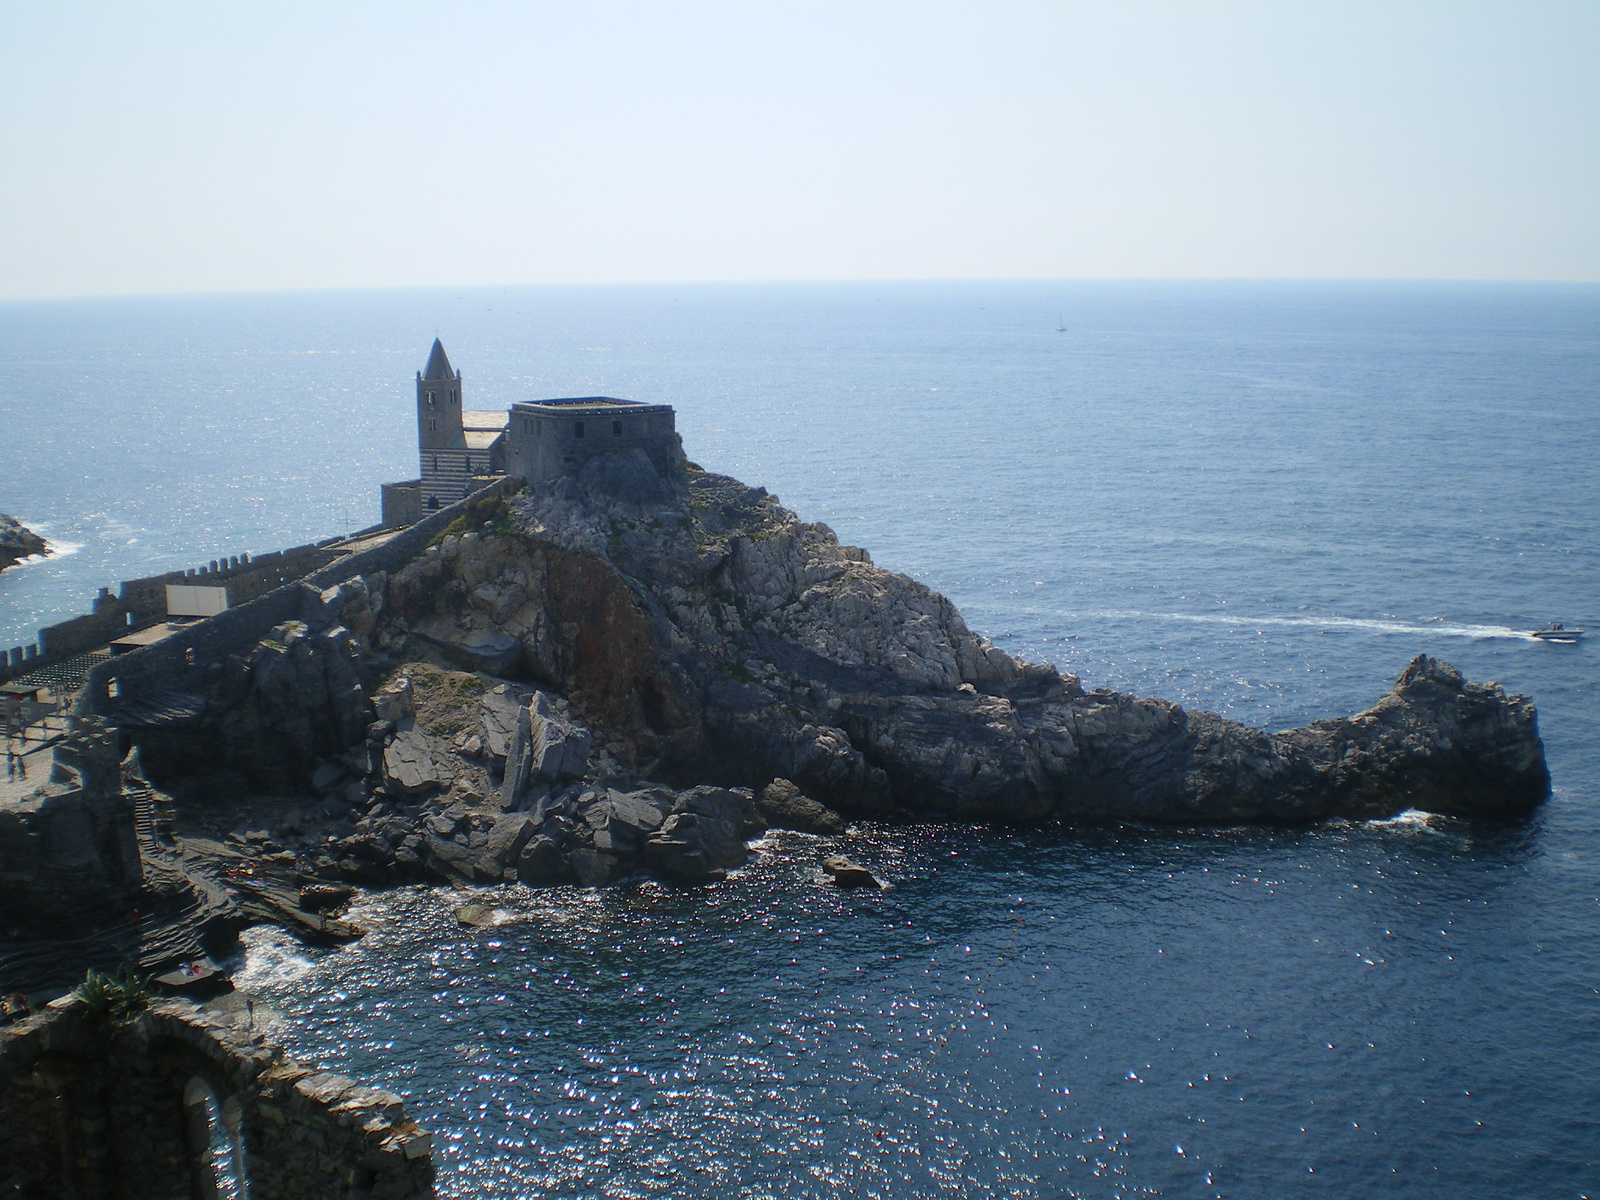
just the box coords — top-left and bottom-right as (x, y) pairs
(0, 995), (434, 1199)
(76, 479), (518, 717)
(506, 402), (678, 485)
(3, 540), (367, 687)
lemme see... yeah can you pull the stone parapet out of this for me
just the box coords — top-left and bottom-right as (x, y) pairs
(0, 995), (434, 1198)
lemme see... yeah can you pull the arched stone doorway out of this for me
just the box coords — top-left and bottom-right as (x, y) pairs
(182, 1076), (248, 1199)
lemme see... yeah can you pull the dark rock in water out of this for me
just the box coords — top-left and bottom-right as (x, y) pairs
(757, 778), (845, 834)
(299, 883), (354, 913)
(642, 790), (758, 884)
(455, 903), (496, 927)
(0, 512), (47, 572)
(569, 847), (623, 887)
(516, 835), (569, 885)
(821, 855), (882, 889)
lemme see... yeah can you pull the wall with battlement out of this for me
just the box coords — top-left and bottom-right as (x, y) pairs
(0, 995), (434, 1199)
(75, 479), (518, 718)
(2, 526), (394, 688)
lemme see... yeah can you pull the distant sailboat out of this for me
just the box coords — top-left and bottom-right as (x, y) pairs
(1056, 315), (1067, 332)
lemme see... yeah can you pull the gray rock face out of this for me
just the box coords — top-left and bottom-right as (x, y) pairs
(757, 778), (844, 834)
(478, 686), (522, 769)
(371, 464), (1547, 826)
(0, 512), (47, 572)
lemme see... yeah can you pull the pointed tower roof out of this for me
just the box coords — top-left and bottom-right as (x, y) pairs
(422, 338), (455, 380)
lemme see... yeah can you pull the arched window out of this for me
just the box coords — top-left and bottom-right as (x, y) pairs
(183, 1077), (248, 1199)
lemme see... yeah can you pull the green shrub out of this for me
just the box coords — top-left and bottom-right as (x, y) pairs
(75, 965), (150, 1020)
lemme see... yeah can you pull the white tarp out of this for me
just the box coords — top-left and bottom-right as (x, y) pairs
(165, 584), (229, 617)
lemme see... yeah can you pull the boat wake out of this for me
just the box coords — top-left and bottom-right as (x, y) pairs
(1078, 609), (1536, 641)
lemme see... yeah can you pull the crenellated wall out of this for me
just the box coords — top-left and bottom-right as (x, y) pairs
(0, 995), (434, 1199)
(2, 531), (393, 687)
(74, 479), (519, 721)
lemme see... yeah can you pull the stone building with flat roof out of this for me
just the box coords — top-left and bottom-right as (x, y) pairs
(381, 340), (679, 527)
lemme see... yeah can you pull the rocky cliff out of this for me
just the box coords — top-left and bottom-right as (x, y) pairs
(0, 512), (47, 572)
(116, 446), (1548, 901)
(367, 452), (1547, 827)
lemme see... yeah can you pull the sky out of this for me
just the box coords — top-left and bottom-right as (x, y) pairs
(2, 1), (1597, 299)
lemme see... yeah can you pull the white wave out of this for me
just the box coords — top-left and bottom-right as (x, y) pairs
(232, 926), (316, 988)
(1364, 808), (1437, 829)
(1071, 609), (1536, 641)
(4, 538), (83, 566)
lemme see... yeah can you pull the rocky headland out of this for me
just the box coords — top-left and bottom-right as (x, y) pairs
(0, 512), (48, 572)
(112, 439), (1547, 906)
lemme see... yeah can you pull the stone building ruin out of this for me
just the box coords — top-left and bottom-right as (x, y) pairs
(380, 339), (679, 526)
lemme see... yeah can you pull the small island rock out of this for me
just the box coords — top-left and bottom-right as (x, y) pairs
(0, 512), (48, 572)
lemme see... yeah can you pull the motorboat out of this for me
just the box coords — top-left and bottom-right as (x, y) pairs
(1531, 623), (1584, 643)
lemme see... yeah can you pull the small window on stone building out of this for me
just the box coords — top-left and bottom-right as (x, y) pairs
(428, 496), (440, 510)
(612, 420), (622, 437)
(430, 419), (437, 431)
(432, 456), (438, 472)
(575, 422), (585, 439)
(427, 391), (435, 405)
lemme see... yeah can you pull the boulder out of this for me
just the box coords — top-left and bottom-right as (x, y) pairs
(422, 834), (497, 884)
(310, 762), (345, 792)
(756, 778), (844, 834)
(372, 675), (414, 724)
(644, 807), (749, 884)
(299, 883), (354, 912)
(569, 847), (624, 887)
(529, 693), (592, 781)
(821, 855), (882, 889)
(581, 790), (667, 855)
(483, 813), (537, 865)
(672, 785), (765, 838)
(516, 836), (568, 885)
(382, 730), (452, 797)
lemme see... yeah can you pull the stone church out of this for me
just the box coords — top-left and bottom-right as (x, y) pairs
(381, 339), (678, 526)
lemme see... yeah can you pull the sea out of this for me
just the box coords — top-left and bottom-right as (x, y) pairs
(2, 280), (1597, 1197)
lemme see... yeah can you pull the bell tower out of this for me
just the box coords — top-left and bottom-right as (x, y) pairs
(417, 338), (467, 509)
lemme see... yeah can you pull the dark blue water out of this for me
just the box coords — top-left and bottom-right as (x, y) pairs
(5, 281), (1599, 1196)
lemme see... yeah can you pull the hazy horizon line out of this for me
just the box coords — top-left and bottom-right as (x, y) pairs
(5, 275), (1599, 307)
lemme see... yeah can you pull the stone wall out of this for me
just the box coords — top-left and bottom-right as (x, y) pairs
(381, 481), (423, 529)
(0, 718), (142, 940)
(76, 478), (520, 722)
(506, 400), (679, 485)
(0, 995), (434, 1199)
(2, 535), (388, 688)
